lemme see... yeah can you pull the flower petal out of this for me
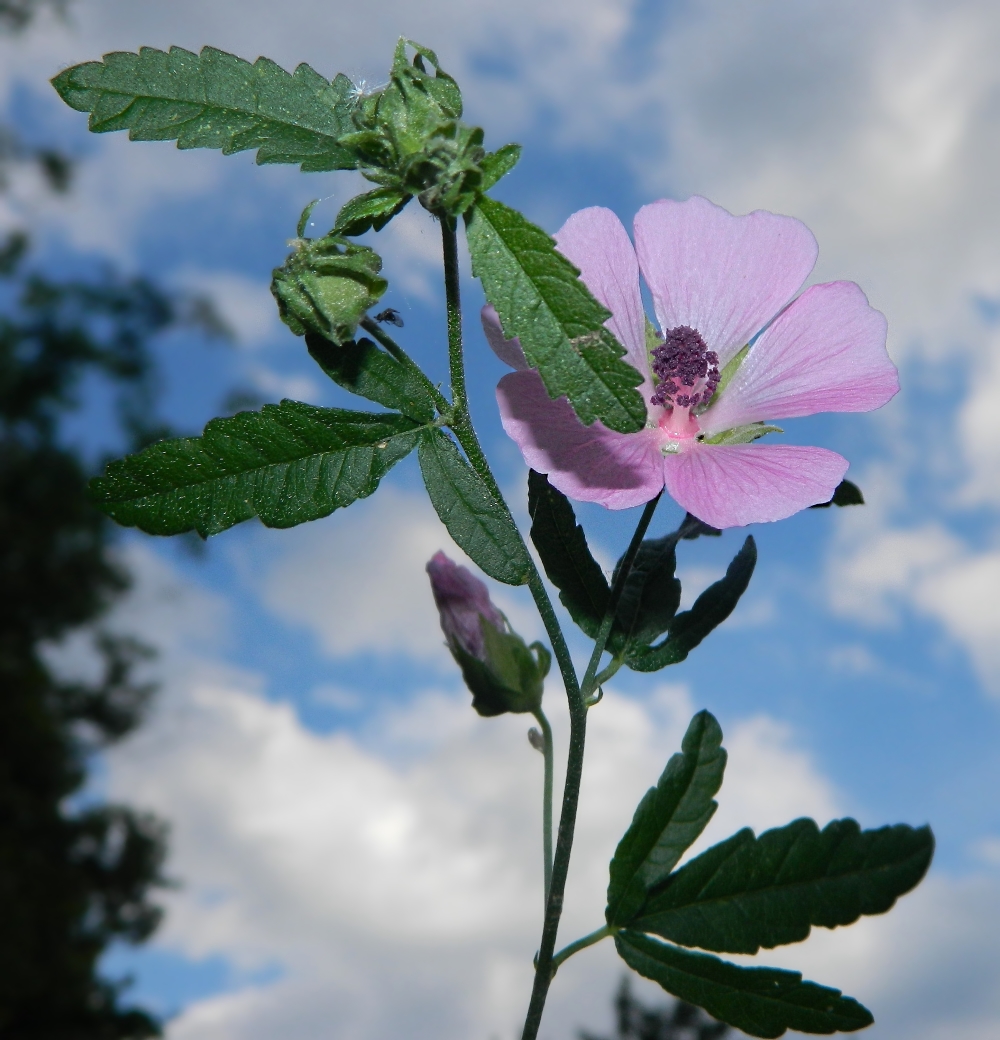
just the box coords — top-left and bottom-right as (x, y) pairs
(700, 281), (896, 434)
(554, 206), (652, 398)
(482, 303), (528, 370)
(634, 196), (818, 366)
(662, 443), (848, 528)
(497, 370), (664, 510)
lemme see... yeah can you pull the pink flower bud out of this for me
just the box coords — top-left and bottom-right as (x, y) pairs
(426, 550), (506, 661)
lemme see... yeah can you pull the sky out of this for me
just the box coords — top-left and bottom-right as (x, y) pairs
(4, 1), (1000, 1038)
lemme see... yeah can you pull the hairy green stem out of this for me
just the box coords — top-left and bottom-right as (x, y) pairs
(358, 315), (450, 415)
(579, 493), (662, 700)
(531, 708), (554, 902)
(520, 495), (661, 1040)
(551, 924), (616, 973)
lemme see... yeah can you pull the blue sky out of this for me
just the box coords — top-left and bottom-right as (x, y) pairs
(4, 2), (1000, 1038)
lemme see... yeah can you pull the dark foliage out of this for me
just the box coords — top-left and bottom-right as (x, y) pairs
(0, 231), (209, 1035)
(581, 977), (732, 1040)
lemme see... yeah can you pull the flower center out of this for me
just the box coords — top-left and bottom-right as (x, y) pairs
(650, 326), (720, 440)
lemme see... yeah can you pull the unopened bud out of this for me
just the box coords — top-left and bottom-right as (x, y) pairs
(427, 551), (550, 717)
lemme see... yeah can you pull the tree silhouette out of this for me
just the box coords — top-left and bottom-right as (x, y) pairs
(580, 977), (731, 1040)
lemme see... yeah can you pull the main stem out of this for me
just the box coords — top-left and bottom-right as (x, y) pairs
(437, 216), (610, 1040)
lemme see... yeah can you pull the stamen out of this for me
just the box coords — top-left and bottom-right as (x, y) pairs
(649, 326), (720, 410)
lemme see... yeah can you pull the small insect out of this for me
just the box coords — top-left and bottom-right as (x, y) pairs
(374, 308), (404, 328)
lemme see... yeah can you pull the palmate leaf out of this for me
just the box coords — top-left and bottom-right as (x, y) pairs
(90, 401), (425, 537)
(609, 531), (682, 652)
(417, 429), (531, 586)
(51, 46), (359, 172)
(607, 711), (726, 927)
(631, 817), (934, 955)
(527, 469), (609, 638)
(616, 931), (873, 1038)
(465, 196), (646, 434)
(625, 536), (756, 672)
(306, 334), (437, 423)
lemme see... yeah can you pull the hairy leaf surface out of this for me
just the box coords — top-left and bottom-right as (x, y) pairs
(631, 817), (934, 954)
(466, 196), (646, 433)
(418, 429), (531, 586)
(307, 334), (437, 422)
(52, 46), (358, 171)
(90, 401), (422, 536)
(616, 931), (873, 1038)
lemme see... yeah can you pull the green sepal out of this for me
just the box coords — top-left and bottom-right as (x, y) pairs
(51, 46), (359, 171)
(527, 469), (609, 639)
(271, 235), (387, 344)
(714, 344), (749, 400)
(417, 428), (531, 586)
(625, 536), (756, 672)
(615, 931), (873, 1038)
(465, 196), (646, 434)
(702, 423), (783, 446)
(607, 711), (726, 927)
(306, 333), (436, 423)
(89, 401), (426, 537)
(451, 619), (547, 717)
(479, 143), (521, 191)
(810, 479), (864, 509)
(333, 187), (412, 237)
(630, 817), (934, 955)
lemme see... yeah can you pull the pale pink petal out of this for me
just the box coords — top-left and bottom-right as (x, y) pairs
(554, 207), (653, 398)
(698, 281), (896, 435)
(482, 303), (528, 370)
(497, 370), (664, 510)
(634, 196), (818, 366)
(662, 444), (848, 529)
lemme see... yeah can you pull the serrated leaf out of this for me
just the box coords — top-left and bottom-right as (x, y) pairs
(418, 428), (531, 586)
(609, 532), (682, 651)
(52, 46), (359, 171)
(465, 196), (646, 434)
(333, 187), (411, 236)
(607, 711), (726, 927)
(810, 479), (864, 509)
(306, 333), (436, 423)
(480, 143), (521, 191)
(625, 536), (756, 672)
(631, 818), (933, 955)
(90, 401), (423, 537)
(616, 931), (873, 1038)
(527, 469), (609, 638)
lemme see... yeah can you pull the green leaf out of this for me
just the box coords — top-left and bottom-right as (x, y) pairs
(609, 532), (682, 650)
(479, 143), (521, 191)
(810, 479), (865, 509)
(306, 333), (437, 423)
(616, 931), (873, 1038)
(631, 818), (934, 954)
(465, 196), (646, 434)
(51, 46), (359, 172)
(527, 469), (609, 638)
(90, 401), (423, 537)
(607, 711), (726, 927)
(418, 429), (531, 586)
(625, 536), (756, 672)
(333, 187), (412, 236)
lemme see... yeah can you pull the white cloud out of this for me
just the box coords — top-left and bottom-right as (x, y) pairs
(253, 484), (541, 664)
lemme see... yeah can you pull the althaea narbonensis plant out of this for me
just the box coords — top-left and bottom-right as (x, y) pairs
(53, 39), (933, 1040)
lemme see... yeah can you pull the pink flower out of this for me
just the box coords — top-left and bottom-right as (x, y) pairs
(483, 196), (898, 529)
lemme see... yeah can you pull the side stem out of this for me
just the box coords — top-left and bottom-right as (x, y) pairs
(358, 316), (450, 414)
(531, 708), (554, 902)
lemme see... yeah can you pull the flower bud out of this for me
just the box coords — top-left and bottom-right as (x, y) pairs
(427, 551), (550, 717)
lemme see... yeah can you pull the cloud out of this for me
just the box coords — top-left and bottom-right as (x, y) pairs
(253, 484), (541, 665)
